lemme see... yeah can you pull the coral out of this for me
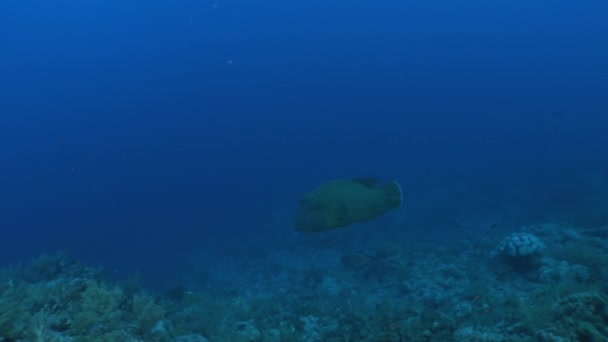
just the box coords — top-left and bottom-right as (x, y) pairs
(175, 334), (210, 342)
(72, 281), (127, 339)
(494, 233), (545, 258)
(299, 315), (322, 342)
(492, 232), (546, 272)
(28, 309), (65, 342)
(229, 320), (262, 342)
(131, 292), (168, 336)
(3, 223), (608, 341)
(339, 249), (401, 282)
(550, 292), (608, 340)
(454, 326), (511, 341)
(0, 283), (32, 339)
(538, 259), (591, 283)
(0, 253), (176, 342)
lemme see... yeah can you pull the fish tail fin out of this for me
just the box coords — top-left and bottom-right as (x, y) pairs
(382, 180), (403, 209)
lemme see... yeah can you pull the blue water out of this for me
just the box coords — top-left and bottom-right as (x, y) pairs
(1, 0), (607, 287)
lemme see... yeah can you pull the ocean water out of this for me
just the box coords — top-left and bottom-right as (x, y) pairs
(1, 0), (606, 281)
(1, 0), (608, 340)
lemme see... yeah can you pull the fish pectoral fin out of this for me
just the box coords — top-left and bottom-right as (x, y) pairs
(352, 177), (381, 188)
(332, 204), (350, 226)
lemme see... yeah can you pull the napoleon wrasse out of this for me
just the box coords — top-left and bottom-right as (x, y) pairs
(294, 177), (403, 233)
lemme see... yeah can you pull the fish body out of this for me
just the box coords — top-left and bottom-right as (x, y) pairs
(294, 178), (403, 233)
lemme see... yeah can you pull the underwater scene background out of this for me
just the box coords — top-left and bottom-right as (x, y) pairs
(1, 0), (608, 340)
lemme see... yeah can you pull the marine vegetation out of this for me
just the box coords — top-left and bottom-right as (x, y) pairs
(1, 223), (608, 341)
(0, 254), (169, 342)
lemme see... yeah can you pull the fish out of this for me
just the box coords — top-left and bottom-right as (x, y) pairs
(294, 177), (403, 233)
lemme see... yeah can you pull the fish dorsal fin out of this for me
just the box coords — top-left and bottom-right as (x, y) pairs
(351, 177), (381, 188)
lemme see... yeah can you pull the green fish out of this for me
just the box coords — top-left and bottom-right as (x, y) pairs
(294, 177), (403, 233)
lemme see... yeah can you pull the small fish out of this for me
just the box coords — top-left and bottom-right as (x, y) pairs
(294, 177), (403, 233)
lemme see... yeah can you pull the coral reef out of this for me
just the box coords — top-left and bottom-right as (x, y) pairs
(0, 254), (197, 341)
(492, 232), (546, 272)
(1, 223), (608, 341)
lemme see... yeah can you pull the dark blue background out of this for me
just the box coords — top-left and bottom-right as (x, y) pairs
(1, 0), (607, 285)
